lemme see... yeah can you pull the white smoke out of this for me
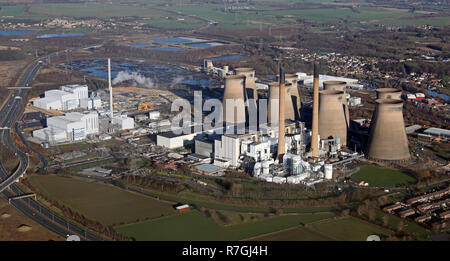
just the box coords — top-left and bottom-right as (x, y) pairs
(170, 75), (185, 88)
(112, 71), (157, 88)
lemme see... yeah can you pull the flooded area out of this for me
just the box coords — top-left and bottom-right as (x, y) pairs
(211, 54), (245, 61)
(59, 59), (220, 89)
(151, 47), (184, 51)
(426, 90), (450, 102)
(128, 43), (149, 47)
(152, 37), (203, 44)
(0, 30), (37, 36)
(36, 33), (85, 39)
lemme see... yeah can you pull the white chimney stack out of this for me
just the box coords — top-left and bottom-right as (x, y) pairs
(108, 58), (113, 119)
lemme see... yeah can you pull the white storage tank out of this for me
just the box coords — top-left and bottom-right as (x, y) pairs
(324, 164), (333, 180)
(262, 160), (270, 175)
(291, 155), (303, 175)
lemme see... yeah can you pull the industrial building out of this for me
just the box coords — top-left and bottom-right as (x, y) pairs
(33, 84), (92, 111)
(112, 114), (135, 130)
(33, 111), (99, 143)
(296, 72), (361, 89)
(423, 127), (450, 139)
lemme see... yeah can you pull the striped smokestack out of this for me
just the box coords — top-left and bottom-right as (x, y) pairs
(311, 63), (319, 158)
(277, 65), (286, 162)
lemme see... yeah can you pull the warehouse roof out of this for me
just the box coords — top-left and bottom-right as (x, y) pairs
(406, 124), (422, 134)
(194, 163), (223, 174)
(424, 127), (450, 137)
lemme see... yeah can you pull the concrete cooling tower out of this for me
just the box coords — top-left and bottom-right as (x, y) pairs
(267, 82), (295, 125)
(376, 88), (402, 100)
(369, 88), (403, 135)
(318, 90), (347, 146)
(366, 99), (410, 162)
(222, 75), (246, 125)
(323, 81), (349, 129)
(285, 74), (301, 121)
(235, 67), (257, 101)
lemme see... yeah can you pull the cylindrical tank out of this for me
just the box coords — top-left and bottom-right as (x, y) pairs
(291, 155), (303, 175)
(376, 88), (402, 100)
(235, 67), (257, 100)
(323, 81), (349, 130)
(366, 99), (410, 162)
(324, 164), (333, 180)
(222, 75), (246, 125)
(253, 162), (261, 176)
(268, 82), (295, 124)
(319, 90), (347, 146)
(262, 160), (270, 175)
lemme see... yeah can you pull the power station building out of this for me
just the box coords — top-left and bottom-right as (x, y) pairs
(33, 111), (99, 144)
(33, 84), (90, 111)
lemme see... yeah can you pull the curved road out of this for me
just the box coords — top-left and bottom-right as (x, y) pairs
(0, 47), (104, 241)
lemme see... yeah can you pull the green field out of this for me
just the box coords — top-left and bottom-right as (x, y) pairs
(251, 226), (334, 241)
(1, 2), (448, 29)
(130, 185), (347, 213)
(114, 210), (335, 241)
(351, 166), (416, 187)
(307, 216), (394, 241)
(373, 209), (433, 240)
(28, 175), (176, 226)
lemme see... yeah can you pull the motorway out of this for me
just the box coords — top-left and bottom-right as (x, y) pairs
(0, 47), (103, 241)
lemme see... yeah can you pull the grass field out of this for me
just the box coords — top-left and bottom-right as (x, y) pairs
(130, 185), (347, 213)
(373, 209), (433, 240)
(250, 226), (334, 241)
(307, 216), (394, 241)
(351, 166), (416, 187)
(28, 175), (176, 226)
(114, 210), (335, 241)
(1, 2), (448, 29)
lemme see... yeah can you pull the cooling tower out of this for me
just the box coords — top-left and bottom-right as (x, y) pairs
(323, 81), (349, 129)
(235, 67), (258, 101)
(311, 63), (319, 158)
(267, 82), (295, 124)
(318, 90), (347, 146)
(366, 99), (410, 162)
(369, 88), (403, 135)
(286, 74), (301, 120)
(376, 88), (402, 100)
(222, 75), (246, 125)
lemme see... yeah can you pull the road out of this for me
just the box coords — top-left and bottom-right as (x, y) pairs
(0, 46), (104, 241)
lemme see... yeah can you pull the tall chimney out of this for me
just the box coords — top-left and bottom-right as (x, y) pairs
(108, 58), (113, 119)
(311, 63), (319, 158)
(277, 65), (286, 162)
